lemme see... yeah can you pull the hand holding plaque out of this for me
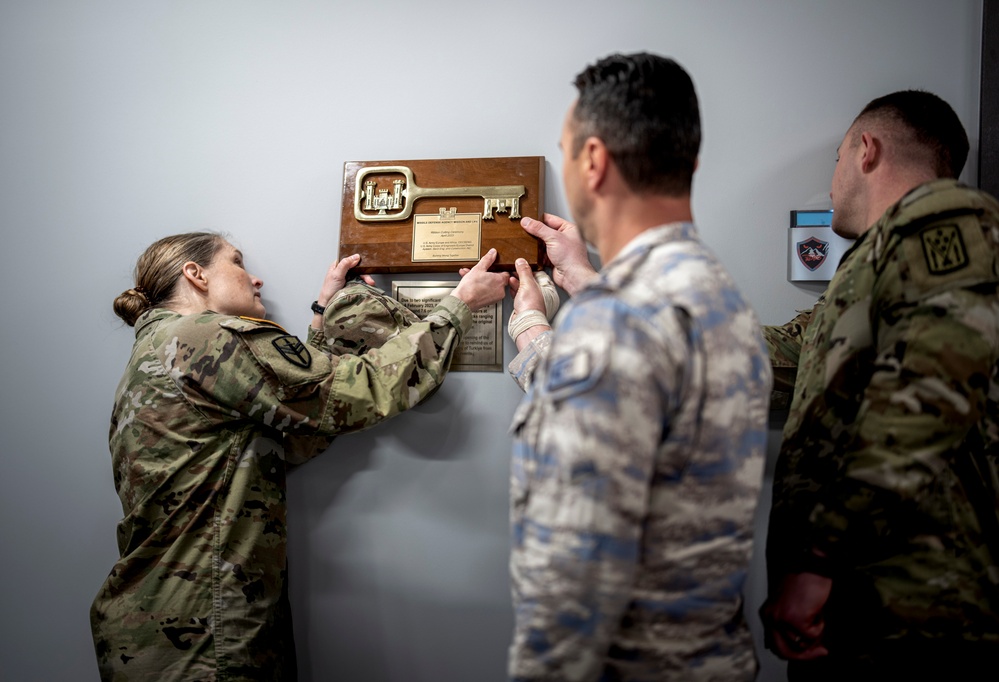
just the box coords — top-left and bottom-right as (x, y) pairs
(339, 157), (545, 273)
(450, 249), (509, 312)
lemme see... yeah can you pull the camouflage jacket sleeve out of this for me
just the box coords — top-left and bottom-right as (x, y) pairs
(508, 329), (554, 392)
(173, 283), (471, 458)
(761, 303), (819, 409)
(308, 281), (424, 356)
(287, 283), (432, 464)
(509, 297), (685, 680)
(803, 209), (999, 568)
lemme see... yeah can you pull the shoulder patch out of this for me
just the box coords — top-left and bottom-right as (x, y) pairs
(919, 224), (968, 275)
(272, 335), (312, 368)
(898, 212), (996, 297)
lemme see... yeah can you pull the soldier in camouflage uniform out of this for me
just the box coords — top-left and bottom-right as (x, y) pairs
(504, 53), (771, 681)
(92, 234), (507, 680)
(761, 91), (999, 678)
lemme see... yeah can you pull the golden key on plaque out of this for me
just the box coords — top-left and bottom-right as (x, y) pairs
(354, 165), (525, 222)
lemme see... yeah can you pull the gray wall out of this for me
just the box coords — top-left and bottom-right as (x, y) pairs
(0, 1), (982, 680)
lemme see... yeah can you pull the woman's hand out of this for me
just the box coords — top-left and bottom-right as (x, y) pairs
(312, 254), (376, 329)
(451, 249), (509, 312)
(317, 254), (376, 306)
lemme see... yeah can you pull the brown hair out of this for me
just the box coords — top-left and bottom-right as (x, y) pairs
(113, 232), (226, 326)
(853, 90), (969, 178)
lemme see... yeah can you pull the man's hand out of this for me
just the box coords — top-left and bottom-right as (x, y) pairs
(509, 258), (547, 316)
(507, 258), (552, 350)
(521, 213), (596, 296)
(451, 249), (509, 312)
(761, 572), (833, 661)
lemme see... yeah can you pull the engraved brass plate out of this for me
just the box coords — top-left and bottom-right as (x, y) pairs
(412, 210), (481, 262)
(392, 281), (503, 372)
(340, 156), (545, 273)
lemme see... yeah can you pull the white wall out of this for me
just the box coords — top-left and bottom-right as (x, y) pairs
(0, 1), (982, 680)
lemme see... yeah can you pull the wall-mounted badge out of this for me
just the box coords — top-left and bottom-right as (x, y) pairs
(788, 210), (853, 282)
(797, 236), (830, 271)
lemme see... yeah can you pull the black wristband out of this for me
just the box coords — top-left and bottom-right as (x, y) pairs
(311, 300), (325, 315)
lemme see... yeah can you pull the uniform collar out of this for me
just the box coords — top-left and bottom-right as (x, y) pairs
(875, 178), (963, 231)
(577, 221), (697, 295)
(133, 308), (181, 336)
(603, 221), (698, 271)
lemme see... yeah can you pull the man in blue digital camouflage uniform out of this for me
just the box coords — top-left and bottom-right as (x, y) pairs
(761, 91), (999, 679)
(504, 53), (772, 681)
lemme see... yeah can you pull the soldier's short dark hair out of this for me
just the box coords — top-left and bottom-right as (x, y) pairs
(571, 53), (700, 196)
(855, 90), (969, 178)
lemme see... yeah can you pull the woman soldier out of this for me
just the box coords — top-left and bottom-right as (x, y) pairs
(92, 233), (507, 680)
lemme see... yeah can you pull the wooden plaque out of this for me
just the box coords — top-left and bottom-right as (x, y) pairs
(339, 156), (545, 273)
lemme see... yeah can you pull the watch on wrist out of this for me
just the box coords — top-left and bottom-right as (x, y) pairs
(311, 300), (325, 315)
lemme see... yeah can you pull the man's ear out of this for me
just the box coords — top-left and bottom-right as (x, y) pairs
(181, 261), (209, 292)
(584, 137), (609, 191)
(858, 131), (882, 174)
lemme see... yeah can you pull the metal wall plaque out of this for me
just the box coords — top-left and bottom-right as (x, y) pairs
(392, 281), (503, 372)
(340, 156), (545, 273)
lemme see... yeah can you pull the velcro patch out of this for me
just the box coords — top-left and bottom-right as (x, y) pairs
(237, 316), (289, 333)
(272, 335), (312, 368)
(919, 224), (968, 275)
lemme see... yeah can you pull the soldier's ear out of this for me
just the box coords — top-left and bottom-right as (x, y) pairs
(181, 261), (209, 292)
(585, 137), (609, 191)
(858, 131), (882, 174)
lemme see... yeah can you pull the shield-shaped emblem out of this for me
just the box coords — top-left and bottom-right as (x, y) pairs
(272, 335), (312, 368)
(797, 236), (830, 271)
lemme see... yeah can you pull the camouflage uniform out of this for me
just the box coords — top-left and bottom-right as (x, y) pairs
(91, 282), (471, 681)
(765, 180), (999, 673)
(508, 222), (772, 681)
